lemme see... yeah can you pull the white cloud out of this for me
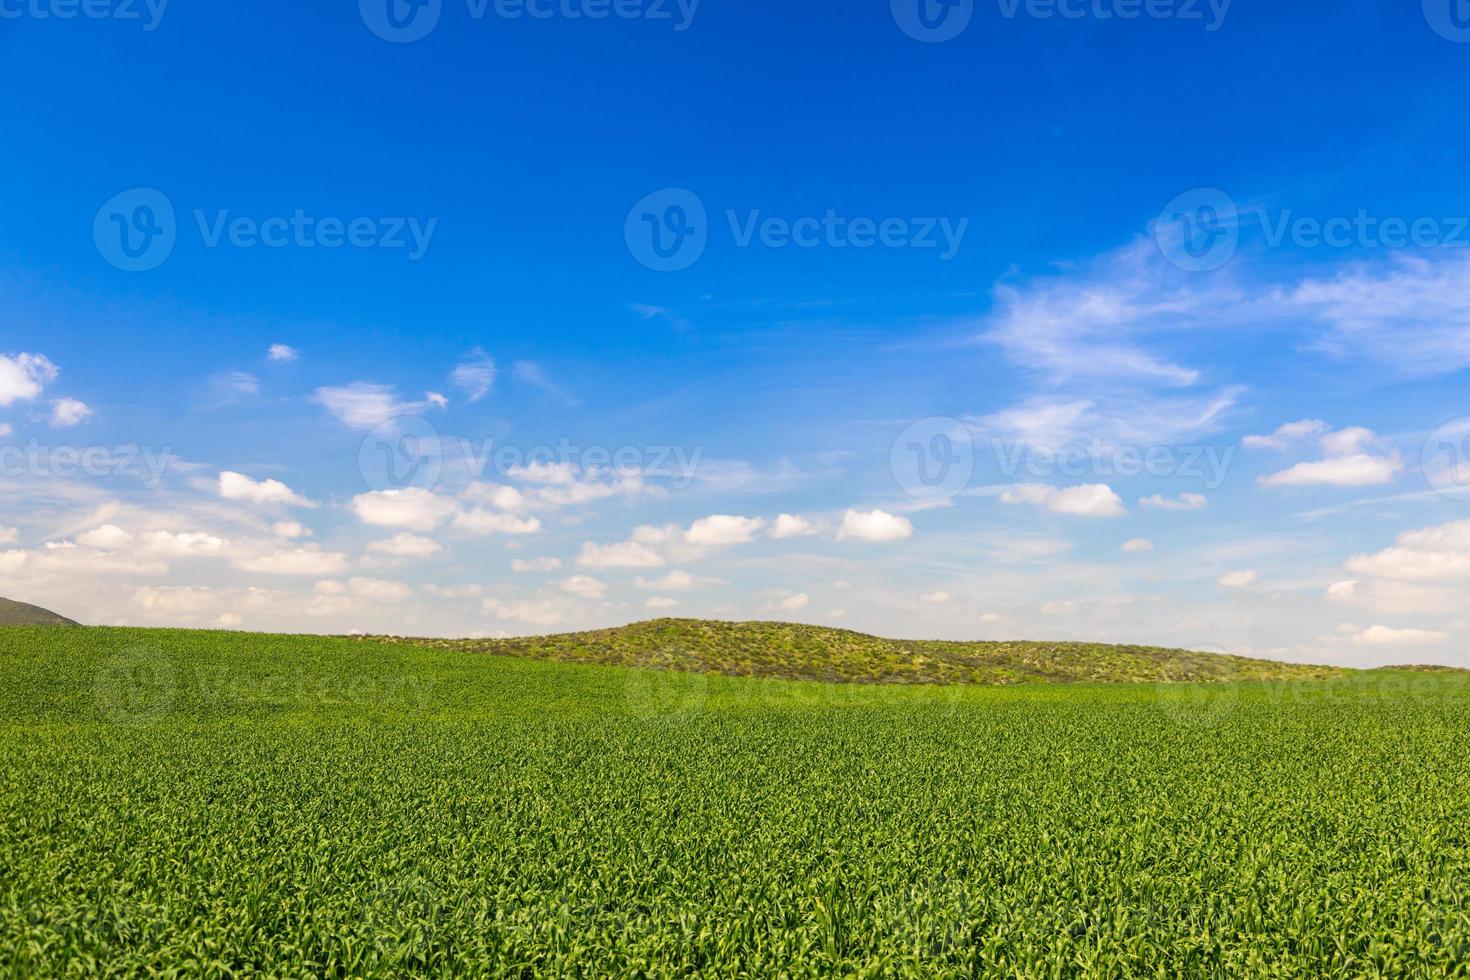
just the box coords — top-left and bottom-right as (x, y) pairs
(973, 240), (1242, 453)
(1140, 492), (1206, 511)
(576, 539), (667, 569)
(50, 398), (92, 427)
(233, 545), (347, 576)
(1349, 625), (1449, 646)
(1218, 570), (1258, 588)
(685, 515), (764, 547)
(367, 533), (442, 558)
(920, 591), (951, 604)
(423, 583), (484, 598)
(139, 530), (230, 558)
(344, 577), (412, 603)
(1242, 419), (1327, 450)
(451, 509), (541, 536)
(0, 424), (10, 437)
(219, 471), (316, 508)
(560, 575), (607, 599)
(837, 509), (914, 542)
(778, 592), (809, 610)
(645, 596), (679, 610)
(770, 513), (820, 539)
(271, 521), (311, 539)
(1121, 538), (1154, 553)
(511, 557), (562, 573)
(1344, 519), (1470, 583)
(313, 383), (444, 430)
(267, 344), (299, 362)
(481, 596), (565, 627)
(999, 483), (1126, 518)
(76, 524), (134, 549)
(1326, 580), (1359, 602)
(347, 490), (458, 531)
(1257, 424), (1401, 489)
(450, 349), (497, 402)
(0, 353), (57, 406)
(979, 612), (1004, 623)
(0, 527), (17, 545)
(635, 570), (700, 592)
(1273, 251), (1470, 376)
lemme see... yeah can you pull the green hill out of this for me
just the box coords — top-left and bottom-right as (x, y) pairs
(0, 597), (77, 627)
(381, 618), (1347, 686)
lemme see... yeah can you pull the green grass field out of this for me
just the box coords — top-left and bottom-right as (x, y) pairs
(3, 625), (1469, 977)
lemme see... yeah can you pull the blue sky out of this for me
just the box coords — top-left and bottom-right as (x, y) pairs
(4, 0), (1470, 663)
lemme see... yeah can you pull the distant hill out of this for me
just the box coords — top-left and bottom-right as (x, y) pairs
(381, 618), (1348, 686)
(0, 598), (79, 627)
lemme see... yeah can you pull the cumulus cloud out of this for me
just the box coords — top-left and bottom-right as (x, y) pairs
(233, 544), (347, 576)
(50, 398), (92, 427)
(560, 575), (607, 599)
(576, 539), (666, 570)
(76, 524), (134, 549)
(219, 471), (316, 508)
(634, 570), (701, 592)
(0, 353), (58, 406)
(1344, 519), (1470, 583)
(777, 592), (809, 610)
(1254, 423), (1401, 488)
(1122, 538), (1154, 553)
(347, 490), (459, 531)
(685, 515), (764, 547)
(837, 509), (914, 542)
(481, 596), (566, 627)
(770, 513), (821, 539)
(451, 509), (541, 536)
(645, 596), (679, 610)
(999, 484), (1126, 518)
(267, 344), (299, 362)
(1348, 625), (1449, 646)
